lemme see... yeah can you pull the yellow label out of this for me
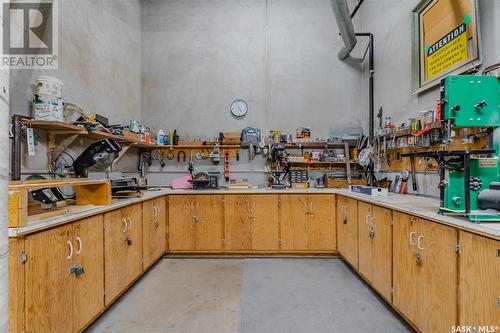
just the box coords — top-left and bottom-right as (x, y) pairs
(426, 25), (468, 81)
(479, 159), (497, 168)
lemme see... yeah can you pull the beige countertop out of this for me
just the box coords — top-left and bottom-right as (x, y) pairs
(9, 187), (500, 240)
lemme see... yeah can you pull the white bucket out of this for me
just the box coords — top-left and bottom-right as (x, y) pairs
(34, 76), (63, 97)
(32, 76), (64, 121)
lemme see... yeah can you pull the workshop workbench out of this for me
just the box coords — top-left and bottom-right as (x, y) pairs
(7, 187), (500, 333)
(8, 188), (500, 240)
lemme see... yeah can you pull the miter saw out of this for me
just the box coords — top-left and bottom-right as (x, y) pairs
(403, 74), (500, 222)
(73, 139), (121, 177)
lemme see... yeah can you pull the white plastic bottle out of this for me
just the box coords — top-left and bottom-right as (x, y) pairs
(157, 129), (165, 145)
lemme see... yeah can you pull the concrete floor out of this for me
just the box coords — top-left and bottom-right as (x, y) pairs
(87, 258), (412, 333)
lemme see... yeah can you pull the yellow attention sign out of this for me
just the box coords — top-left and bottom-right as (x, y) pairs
(426, 24), (468, 80)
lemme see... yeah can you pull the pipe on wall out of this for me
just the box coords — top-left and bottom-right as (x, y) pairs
(329, 0), (357, 60)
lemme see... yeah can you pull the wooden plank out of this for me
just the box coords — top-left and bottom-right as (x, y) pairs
(26, 120), (86, 132)
(27, 209), (69, 222)
(8, 238), (25, 333)
(458, 231), (500, 327)
(75, 182), (111, 206)
(8, 190), (28, 227)
(9, 178), (109, 190)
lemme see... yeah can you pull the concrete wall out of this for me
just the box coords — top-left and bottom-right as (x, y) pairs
(355, 0), (500, 196)
(141, 0), (365, 186)
(9, 0), (142, 178)
(9, 0), (142, 124)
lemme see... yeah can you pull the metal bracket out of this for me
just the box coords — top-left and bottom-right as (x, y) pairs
(111, 144), (132, 171)
(47, 133), (79, 167)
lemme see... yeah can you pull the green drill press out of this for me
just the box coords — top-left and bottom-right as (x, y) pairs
(405, 75), (500, 222)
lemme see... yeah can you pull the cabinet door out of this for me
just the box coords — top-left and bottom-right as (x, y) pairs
(418, 219), (457, 333)
(72, 215), (104, 332)
(25, 224), (74, 333)
(280, 195), (308, 251)
(104, 209), (128, 305)
(357, 201), (373, 281)
(371, 205), (392, 300)
(224, 195), (252, 251)
(307, 195), (336, 251)
(125, 203), (143, 283)
(195, 195), (224, 251)
(393, 212), (420, 326)
(458, 231), (500, 327)
(338, 197), (359, 267)
(168, 195), (196, 251)
(251, 195), (279, 251)
(143, 198), (166, 268)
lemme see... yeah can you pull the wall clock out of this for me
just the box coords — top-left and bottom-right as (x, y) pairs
(230, 99), (248, 118)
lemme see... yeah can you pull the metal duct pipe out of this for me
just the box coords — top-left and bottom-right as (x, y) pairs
(330, 0), (357, 60)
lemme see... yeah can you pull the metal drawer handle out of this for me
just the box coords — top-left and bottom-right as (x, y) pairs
(122, 218), (128, 233)
(127, 217), (132, 230)
(76, 237), (83, 255)
(409, 232), (416, 245)
(417, 235), (424, 250)
(66, 240), (73, 260)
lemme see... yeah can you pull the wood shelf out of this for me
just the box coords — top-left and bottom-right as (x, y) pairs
(25, 120), (161, 149)
(377, 121), (442, 140)
(8, 178), (112, 228)
(283, 140), (357, 149)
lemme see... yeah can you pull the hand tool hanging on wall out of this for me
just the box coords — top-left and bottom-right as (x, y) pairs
(224, 151), (230, 181)
(410, 156), (418, 191)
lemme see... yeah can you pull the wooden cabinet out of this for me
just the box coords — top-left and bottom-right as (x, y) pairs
(168, 195), (223, 252)
(280, 194), (335, 252)
(104, 203), (142, 305)
(357, 202), (392, 300)
(196, 195), (224, 251)
(24, 215), (104, 333)
(168, 195), (196, 251)
(72, 216), (104, 331)
(143, 197), (166, 268)
(458, 231), (500, 327)
(337, 196), (358, 267)
(224, 195), (279, 252)
(358, 201), (373, 280)
(371, 205), (392, 300)
(393, 212), (458, 332)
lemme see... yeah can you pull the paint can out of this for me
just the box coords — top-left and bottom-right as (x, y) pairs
(32, 76), (64, 121)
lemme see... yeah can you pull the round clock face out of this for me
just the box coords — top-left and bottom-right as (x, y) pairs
(230, 99), (248, 118)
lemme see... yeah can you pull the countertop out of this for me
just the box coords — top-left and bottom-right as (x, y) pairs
(8, 188), (500, 240)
